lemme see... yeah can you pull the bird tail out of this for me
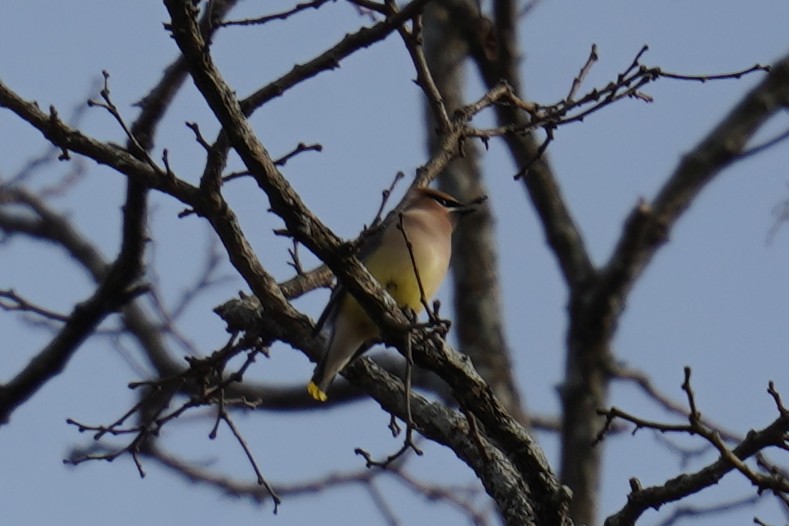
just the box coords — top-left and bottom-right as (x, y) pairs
(307, 381), (328, 402)
(307, 316), (369, 403)
(307, 359), (330, 402)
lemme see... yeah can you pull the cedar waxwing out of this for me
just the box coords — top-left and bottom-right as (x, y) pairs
(307, 187), (476, 402)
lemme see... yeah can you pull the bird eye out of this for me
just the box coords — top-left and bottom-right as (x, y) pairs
(433, 196), (457, 208)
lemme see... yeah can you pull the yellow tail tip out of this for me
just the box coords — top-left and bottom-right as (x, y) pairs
(307, 382), (328, 402)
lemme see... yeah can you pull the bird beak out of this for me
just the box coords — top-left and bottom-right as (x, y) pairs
(453, 194), (487, 218)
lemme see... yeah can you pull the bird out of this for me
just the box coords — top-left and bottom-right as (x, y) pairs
(307, 186), (477, 402)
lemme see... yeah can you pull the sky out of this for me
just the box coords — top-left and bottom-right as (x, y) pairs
(1, 1), (788, 525)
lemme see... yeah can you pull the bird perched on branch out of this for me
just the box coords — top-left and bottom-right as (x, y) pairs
(307, 186), (479, 402)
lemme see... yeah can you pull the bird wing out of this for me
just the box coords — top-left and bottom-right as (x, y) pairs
(312, 283), (345, 335)
(311, 214), (393, 335)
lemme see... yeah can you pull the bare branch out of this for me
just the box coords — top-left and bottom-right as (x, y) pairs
(216, 409), (281, 511)
(0, 222), (147, 424)
(601, 375), (789, 526)
(87, 71), (161, 172)
(612, 364), (742, 443)
(0, 289), (70, 322)
(656, 63), (771, 82)
(566, 44), (599, 102)
(655, 494), (764, 526)
(218, 0), (333, 27)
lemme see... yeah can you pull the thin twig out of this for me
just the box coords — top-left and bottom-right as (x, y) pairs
(656, 63), (770, 82)
(218, 409), (281, 511)
(273, 142), (323, 167)
(87, 71), (160, 172)
(370, 171), (406, 229)
(567, 44), (599, 102)
(392, 7), (451, 131)
(219, 0), (333, 27)
(0, 289), (70, 322)
(396, 212), (437, 322)
(739, 126), (789, 160)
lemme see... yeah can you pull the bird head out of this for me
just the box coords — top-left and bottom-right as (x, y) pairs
(408, 187), (485, 227)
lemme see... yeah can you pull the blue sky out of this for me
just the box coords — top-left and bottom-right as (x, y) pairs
(1, 1), (788, 525)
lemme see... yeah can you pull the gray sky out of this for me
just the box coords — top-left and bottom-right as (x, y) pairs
(1, 1), (788, 525)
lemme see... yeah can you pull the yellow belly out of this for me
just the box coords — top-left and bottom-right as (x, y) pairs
(363, 234), (448, 313)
